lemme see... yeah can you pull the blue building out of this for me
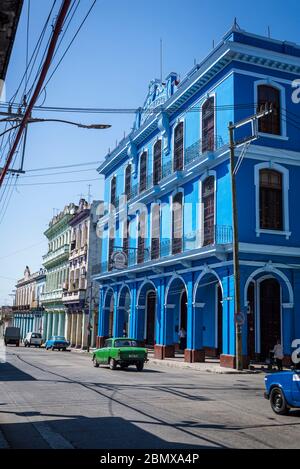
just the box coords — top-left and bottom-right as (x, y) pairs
(93, 25), (300, 368)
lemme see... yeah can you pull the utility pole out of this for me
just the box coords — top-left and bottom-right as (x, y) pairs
(87, 281), (93, 352)
(0, 0), (72, 187)
(228, 104), (272, 371)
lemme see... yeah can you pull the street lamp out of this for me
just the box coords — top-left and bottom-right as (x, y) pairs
(0, 117), (111, 139)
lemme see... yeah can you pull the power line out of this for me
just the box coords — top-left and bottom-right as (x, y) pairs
(25, 160), (103, 172)
(5, 177), (100, 186)
(19, 167), (97, 178)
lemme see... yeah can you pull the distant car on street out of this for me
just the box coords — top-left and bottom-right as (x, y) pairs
(24, 332), (43, 348)
(4, 327), (20, 346)
(264, 368), (300, 414)
(92, 338), (148, 371)
(45, 336), (70, 351)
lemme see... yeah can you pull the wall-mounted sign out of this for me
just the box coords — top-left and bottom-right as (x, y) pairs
(111, 251), (127, 270)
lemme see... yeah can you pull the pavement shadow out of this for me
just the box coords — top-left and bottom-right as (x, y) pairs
(0, 415), (213, 449)
(0, 362), (36, 381)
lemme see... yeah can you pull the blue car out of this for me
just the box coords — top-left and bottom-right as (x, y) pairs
(45, 336), (70, 351)
(264, 368), (300, 415)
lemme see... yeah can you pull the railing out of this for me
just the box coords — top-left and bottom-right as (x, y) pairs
(42, 244), (69, 265)
(40, 289), (63, 302)
(94, 225), (232, 275)
(184, 136), (225, 166)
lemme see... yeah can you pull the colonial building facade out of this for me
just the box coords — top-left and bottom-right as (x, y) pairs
(94, 26), (300, 368)
(13, 266), (46, 339)
(63, 199), (101, 349)
(41, 204), (76, 340)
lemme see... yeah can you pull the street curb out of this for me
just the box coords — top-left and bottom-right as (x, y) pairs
(148, 358), (259, 374)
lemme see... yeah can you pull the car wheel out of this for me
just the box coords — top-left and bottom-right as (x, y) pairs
(270, 387), (289, 415)
(109, 358), (117, 370)
(136, 362), (144, 372)
(93, 355), (99, 368)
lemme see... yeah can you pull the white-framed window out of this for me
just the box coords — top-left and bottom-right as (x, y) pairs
(254, 162), (290, 238)
(254, 79), (287, 140)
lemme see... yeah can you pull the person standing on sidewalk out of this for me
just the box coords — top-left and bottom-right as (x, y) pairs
(178, 327), (187, 351)
(272, 339), (284, 371)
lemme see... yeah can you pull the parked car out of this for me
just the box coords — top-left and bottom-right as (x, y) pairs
(92, 338), (148, 371)
(24, 332), (43, 348)
(4, 327), (20, 346)
(264, 368), (300, 414)
(45, 336), (70, 351)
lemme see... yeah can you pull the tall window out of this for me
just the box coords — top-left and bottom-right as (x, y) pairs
(137, 212), (146, 263)
(202, 176), (215, 246)
(174, 122), (184, 171)
(151, 204), (160, 260)
(139, 152), (147, 193)
(259, 169), (283, 230)
(257, 85), (280, 135)
(202, 97), (214, 153)
(110, 176), (116, 207)
(123, 219), (129, 266)
(108, 226), (115, 271)
(125, 164), (131, 200)
(153, 140), (162, 185)
(172, 192), (183, 254)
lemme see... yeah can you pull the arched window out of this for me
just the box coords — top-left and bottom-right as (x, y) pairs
(125, 164), (132, 200)
(259, 169), (283, 230)
(174, 122), (184, 171)
(257, 85), (280, 135)
(137, 212), (146, 263)
(110, 176), (117, 207)
(202, 176), (215, 246)
(151, 204), (160, 260)
(153, 140), (162, 185)
(172, 192), (183, 254)
(202, 97), (214, 153)
(139, 152), (147, 193)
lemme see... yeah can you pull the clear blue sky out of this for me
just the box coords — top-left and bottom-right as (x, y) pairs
(0, 0), (299, 304)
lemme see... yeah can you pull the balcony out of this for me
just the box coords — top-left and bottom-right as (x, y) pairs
(92, 225), (232, 277)
(69, 244), (87, 260)
(62, 289), (86, 303)
(43, 244), (70, 268)
(40, 289), (63, 303)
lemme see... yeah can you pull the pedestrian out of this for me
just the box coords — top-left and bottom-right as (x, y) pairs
(178, 327), (187, 350)
(272, 339), (284, 371)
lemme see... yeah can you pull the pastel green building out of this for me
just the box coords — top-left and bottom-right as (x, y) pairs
(41, 204), (77, 340)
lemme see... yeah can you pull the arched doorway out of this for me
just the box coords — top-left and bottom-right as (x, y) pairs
(194, 272), (223, 358)
(246, 277), (281, 361)
(259, 278), (281, 360)
(108, 296), (114, 337)
(118, 286), (131, 337)
(103, 288), (114, 338)
(136, 282), (157, 346)
(165, 276), (188, 355)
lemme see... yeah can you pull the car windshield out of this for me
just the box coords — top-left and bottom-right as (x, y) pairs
(114, 340), (138, 347)
(32, 333), (41, 338)
(53, 336), (66, 341)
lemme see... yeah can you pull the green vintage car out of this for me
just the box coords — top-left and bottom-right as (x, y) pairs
(92, 338), (148, 371)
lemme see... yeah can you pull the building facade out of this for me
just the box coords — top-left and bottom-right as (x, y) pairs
(63, 199), (102, 349)
(41, 204), (76, 340)
(13, 266), (46, 339)
(94, 26), (300, 368)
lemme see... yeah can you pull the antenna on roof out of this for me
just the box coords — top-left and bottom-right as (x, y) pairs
(160, 38), (163, 82)
(267, 26), (271, 38)
(233, 17), (241, 30)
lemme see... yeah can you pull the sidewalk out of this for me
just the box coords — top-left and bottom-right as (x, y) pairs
(70, 347), (259, 374)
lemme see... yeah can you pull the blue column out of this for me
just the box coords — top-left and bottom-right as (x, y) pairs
(47, 313), (53, 339)
(155, 279), (165, 345)
(112, 288), (119, 337)
(129, 284), (136, 339)
(97, 288), (105, 336)
(186, 273), (194, 350)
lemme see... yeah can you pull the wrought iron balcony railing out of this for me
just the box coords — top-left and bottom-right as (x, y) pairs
(93, 225), (232, 276)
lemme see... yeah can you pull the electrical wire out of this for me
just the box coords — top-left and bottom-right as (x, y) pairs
(5, 177), (99, 186)
(25, 160), (103, 172)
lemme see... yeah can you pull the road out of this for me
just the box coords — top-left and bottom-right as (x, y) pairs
(0, 343), (299, 449)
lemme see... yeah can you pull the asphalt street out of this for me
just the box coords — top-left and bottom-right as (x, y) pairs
(0, 344), (299, 449)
